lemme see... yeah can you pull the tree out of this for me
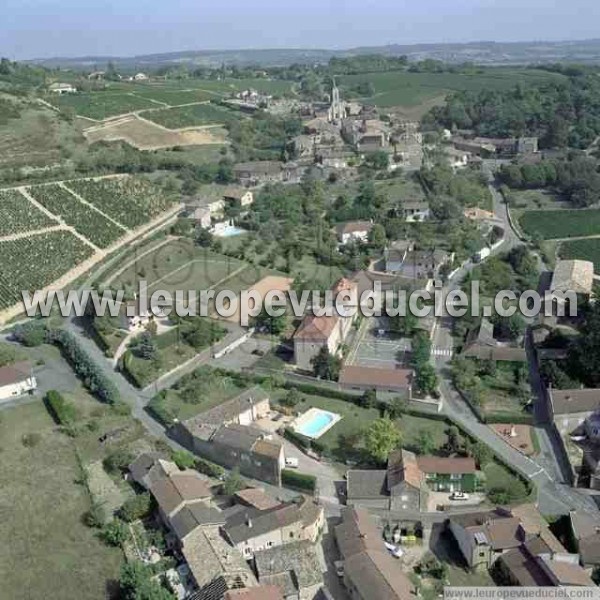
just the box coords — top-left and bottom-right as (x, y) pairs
(134, 331), (157, 361)
(364, 417), (401, 464)
(102, 518), (128, 546)
(120, 492), (152, 522)
(387, 396), (409, 419)
(359, 389), (377, 409)
(103, 448), (134, 474)
(280, 388), (302, 408)
(195, 226), (213, 247)
(466, 440), (493, 468)
(310, 346), (342, 381)
(253, 304), (287, 336)
(223, 468), (245, 495)
(414, 429), (436, 455)
(415, 363), (438, 396)
(119, 561), (175, 600)
(172, 450), (196, 470)
(368, 223), (387, 249)
(445, 426), (462, 454)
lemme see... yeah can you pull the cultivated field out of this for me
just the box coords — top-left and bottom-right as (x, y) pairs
(519, 209), (600, 240)
(143, 102), (242, 129)
(129, 88), (217, 105)
(0, 188), (56, 236)
(84, 115), (228, 150)
(559, 239), (600, 272)
(47, 92), (158, 120)
(27, 183), (126, 248)
(0, 230), (94, 309)
(65, 176), (177, 229)
(339, 68), (568, 108)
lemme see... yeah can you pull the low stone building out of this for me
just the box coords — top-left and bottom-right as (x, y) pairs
(338, 365), (413, 398)
(548, 388), (600, 436)
(335, 220), (373, 245)
(253, 540), (324, 600)
(171, 388), (285, 485)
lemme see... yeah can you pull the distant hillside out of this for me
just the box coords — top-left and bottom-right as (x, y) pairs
(28, 38), (600, 69)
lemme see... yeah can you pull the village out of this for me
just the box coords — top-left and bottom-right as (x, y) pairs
(2, 32), (600, 600)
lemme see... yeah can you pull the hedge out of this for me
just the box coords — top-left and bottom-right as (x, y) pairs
(283, 427), (311, 449)
(146, 393), (176, 427)
(282, 469), (317, 494)
(485, 412), (534, 425)
(44, 390), (77, 425)
(47, 329), (120, 404)
(195, 457), (225, 479)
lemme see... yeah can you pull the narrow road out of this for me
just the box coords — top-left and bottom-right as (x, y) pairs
(431, 162), (599, 515)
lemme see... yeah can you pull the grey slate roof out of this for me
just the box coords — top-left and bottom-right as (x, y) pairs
(346, 469), (388, 500)
(211, 423), (265, 452)
(224, 503), (301, 544)
(254, 540), (323, 592)
(170, 503), (226, 540)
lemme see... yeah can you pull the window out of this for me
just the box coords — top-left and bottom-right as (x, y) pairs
(479, 551), (486, 558)
(450, 473), (461, 480)
(401, 495), (408, 501)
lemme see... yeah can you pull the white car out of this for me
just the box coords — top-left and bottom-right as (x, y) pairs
(334, 560), (344, 577)
(449, 491), (469, 501)
(285, 457), (299, 468)
(384, 541), (403, 558)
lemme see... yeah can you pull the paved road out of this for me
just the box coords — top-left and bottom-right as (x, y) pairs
(431, 163), (599, 516)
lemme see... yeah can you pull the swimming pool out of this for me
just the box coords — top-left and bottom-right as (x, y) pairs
(292, 408), (342, 439)
(214, 225), (246, 237)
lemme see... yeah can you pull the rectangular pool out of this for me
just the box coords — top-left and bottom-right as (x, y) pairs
(292, 408), (342, 439)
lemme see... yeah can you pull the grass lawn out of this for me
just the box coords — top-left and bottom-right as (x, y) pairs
(480, 361), (531, 419)
(519, 209), (600, 240)
(0, 401), (123, 600)
(109, 238), (247, 294)
(291, 255), (345, 290)
(509, 189), (566, 211)
(275, 392), (448, 464)
(559, 238), (600, 272)
(149, 366), (248, 422)
(484, 462), (530, 502)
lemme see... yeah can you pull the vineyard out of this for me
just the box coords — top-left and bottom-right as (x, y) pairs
(0, 231), (94, 309)
(64, 177), (176, 229)
(130, 89), (215, 106)
(143, 102), (241, 129)
(0, 188), (56, 236)
(26, 184), (126, 249)
(47, 92), (158, 120)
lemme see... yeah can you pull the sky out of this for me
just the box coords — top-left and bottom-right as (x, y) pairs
(2, 0), (599, 59)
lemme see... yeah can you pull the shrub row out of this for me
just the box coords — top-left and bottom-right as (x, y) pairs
(44, 390), (77, 425)
(281, 469), (317, 494)
(47, 329), (120, 404)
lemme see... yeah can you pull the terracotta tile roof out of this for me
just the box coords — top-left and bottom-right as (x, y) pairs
(540, 557), (595, 586)
(339, 365), (412, 389)
(252, 438), (283, 460)
(416, 456), (476, 475)
(336, 220), (373, 235)
(386, 449), (421, 489)
(293, 314), (339, 341)
(234, 488), (281, 511)
(150, 470), (211, 516)
(0, 361), (31, 387)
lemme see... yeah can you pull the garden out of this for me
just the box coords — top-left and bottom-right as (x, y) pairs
(27, 183), (126, 248)
(0, 230), (94, 309)
(0, 187), (56, 236)
(65, 176), (176, 230)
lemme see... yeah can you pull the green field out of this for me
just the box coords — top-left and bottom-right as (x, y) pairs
(0, 188), (56, 236)
(0, 401), (122, 600)
(559, 238), (600, 272)
(339, 68), (568, 108)
(519, 209), (600, 240)
(109, 238), (246, 293)
(143, 102), (242, 129)
(114, 78), (295, 96)
(48, 92), (158, 120)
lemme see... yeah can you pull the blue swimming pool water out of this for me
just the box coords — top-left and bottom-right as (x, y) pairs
(216, 225), (246, 237)
(296, 412), (335, 438)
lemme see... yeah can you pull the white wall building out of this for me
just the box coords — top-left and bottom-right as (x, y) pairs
(0, 362), (37, 402)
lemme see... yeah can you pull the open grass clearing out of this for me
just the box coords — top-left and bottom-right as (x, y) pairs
(0, 401), (122, 600)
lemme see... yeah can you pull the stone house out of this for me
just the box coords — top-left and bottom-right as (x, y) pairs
(170, 388), (285, 485)
(150, 469), (212, 521)
(338, 365), (413, 398)
(222, 497), (324, 559)
(402, 200), (430, 222)
(548, 388), (600, 436)
(253, 540), (323, 600)
(335, 220), (373, 245)
(233, 162), (302, 186)
(568, 510), (600, 570)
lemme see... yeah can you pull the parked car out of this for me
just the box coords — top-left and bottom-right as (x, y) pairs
(449, 491), (469, 501)
(285, 457), (299, 468)
(384, 541), (403, 559)
(334, 560), (344, 577)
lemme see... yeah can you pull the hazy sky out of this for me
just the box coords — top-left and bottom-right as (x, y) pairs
(2, 0), (598, 59)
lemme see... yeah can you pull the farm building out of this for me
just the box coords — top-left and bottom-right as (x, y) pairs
(339, 365), (413, 397)
(0, 361), (37, 402)
(49, 82), (76, 94)
(335, 220), (373, 245)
